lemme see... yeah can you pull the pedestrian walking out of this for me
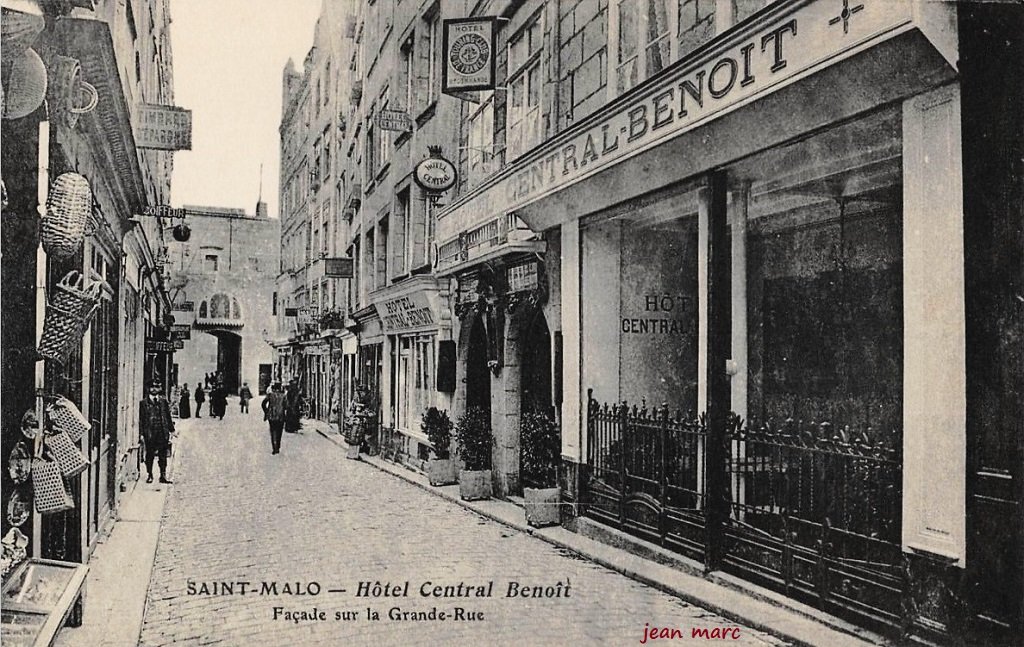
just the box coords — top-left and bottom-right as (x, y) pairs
(194, 384), (205, 418)
(178, 383), (191, 419)
(239, 382), (252, 413)
(284, 380), (303, 434)
(210, 382), (227, 420)
(140, 380), (174, 484)
(262, 381), (286, 454)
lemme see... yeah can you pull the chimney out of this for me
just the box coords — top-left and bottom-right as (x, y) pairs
(255, 201), (268, 218)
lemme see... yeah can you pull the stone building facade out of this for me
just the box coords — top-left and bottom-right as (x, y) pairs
(1, 0), (177, 570)
(166, 204), (280, 397)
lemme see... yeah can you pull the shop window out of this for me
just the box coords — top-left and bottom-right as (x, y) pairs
(728, 107), (903, 432)
(395, 335), (435, 433)
(581, 182), (702, 413)
(506, 14), (544, 160)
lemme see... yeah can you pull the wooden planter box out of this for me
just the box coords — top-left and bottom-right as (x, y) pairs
(524, 487), (561, 527)
(427, 458), (458, 486)
(459, 469), (492, 501)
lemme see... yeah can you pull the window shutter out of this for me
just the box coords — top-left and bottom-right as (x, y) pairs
(412, 192), (427, 269)
(391, 209), (407, 278)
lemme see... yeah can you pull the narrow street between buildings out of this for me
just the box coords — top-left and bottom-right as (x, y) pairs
(134, 400), (787, 647)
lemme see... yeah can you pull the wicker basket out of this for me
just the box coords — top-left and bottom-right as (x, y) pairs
(42, 173), (92, 258)
(47, 396), (91, 443)
(0, 7), (45, 65)
(37, 271), (102, 363)
(47, 55), (98, 129)
(44, 430), (89, 478)
(31, 459), (73, 515)
(2, 47), (47, 120)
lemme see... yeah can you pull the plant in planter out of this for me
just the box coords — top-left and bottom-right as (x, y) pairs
(520, 409), (562, 527)
(422, 407), (457, 486)
(454, 406), (492, 501)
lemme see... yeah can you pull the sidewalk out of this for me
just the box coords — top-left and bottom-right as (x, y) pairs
(53, 425), (180, 647)
(306, 418), (888, 647)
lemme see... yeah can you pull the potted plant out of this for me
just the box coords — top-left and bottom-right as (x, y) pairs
(520, 409), (561, 527)
(343, 387), (372, 459)
(454, 406), (492, 500)
(422, 407), (457, 486)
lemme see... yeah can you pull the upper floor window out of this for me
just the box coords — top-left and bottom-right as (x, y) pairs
(378, 88), (392, 169)
(425, 11), (440, 106)
(614, 0), (671, 95)
(506, 14), (544, 160)
(402, 35), (414, 112)
(204, 254), (219, 272)
(467, 92), (494, 187)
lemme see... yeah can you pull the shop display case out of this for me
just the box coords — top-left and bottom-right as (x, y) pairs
(1, 558), (87, 647)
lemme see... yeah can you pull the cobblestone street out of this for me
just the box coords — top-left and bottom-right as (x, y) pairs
(137, 401), (788, 647)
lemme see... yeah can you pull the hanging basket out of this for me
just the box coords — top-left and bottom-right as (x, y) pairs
(42, 172), (92, 259)
(47, 395), (91, 443)
(46, 55), (98, 129)
(0, 6), (46, 65)
(37, 270), (102, 363)
(8, 441), (32, 484)
(1, 46), (47, 120)
(44, 430), (89, 478)
(31, 458), (73, 515)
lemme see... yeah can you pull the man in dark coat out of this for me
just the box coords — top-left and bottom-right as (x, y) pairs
(194, 384), (205, 418)
(262, 382), (287, 454)
(140, 380), (174, 484)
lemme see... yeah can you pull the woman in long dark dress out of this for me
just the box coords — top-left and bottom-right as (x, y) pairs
(284, 381), (302, 433)
(178, 383), (191, 419)
(211, 383), (227, 420)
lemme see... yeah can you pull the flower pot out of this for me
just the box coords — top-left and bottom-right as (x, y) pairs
(427, 458), (458, 486)
(523, 487), (561, 527)
(459, 469), (492, 501)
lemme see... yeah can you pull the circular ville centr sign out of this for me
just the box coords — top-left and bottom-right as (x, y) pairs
(414, 156), (457, 193)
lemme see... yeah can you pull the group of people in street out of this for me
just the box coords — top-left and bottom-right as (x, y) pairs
(175, 380), (254, 420)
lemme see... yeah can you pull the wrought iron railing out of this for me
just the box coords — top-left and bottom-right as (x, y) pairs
(583, 390), (906, 632)
(586, 394), (708, 561)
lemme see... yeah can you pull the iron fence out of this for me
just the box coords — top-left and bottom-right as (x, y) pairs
(583, 391), (906, 633)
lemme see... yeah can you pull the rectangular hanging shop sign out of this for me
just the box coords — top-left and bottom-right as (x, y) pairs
(375, 109), (412, 132)
(507, 261), (539, 292)
(296, 307), (315, 325)
(145, 340), (175, 352)
(173, 340), (184, 349)
(436, 0), (917, 243)
(376, 292), (437, 334)
(284, 307), (298, 317)
(442, 17), (497, 94)
(324, 257), (354, 278)
(135, 104), (193, 151)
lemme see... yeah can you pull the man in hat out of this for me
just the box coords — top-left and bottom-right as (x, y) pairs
(140, 379), (174, 484)
(262, 381), (286, 454)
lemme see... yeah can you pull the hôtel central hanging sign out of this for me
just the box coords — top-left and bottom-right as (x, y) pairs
(414, 153), (457, 194)
(442, 17), (497, 94)
(436, 0), (921, 243)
